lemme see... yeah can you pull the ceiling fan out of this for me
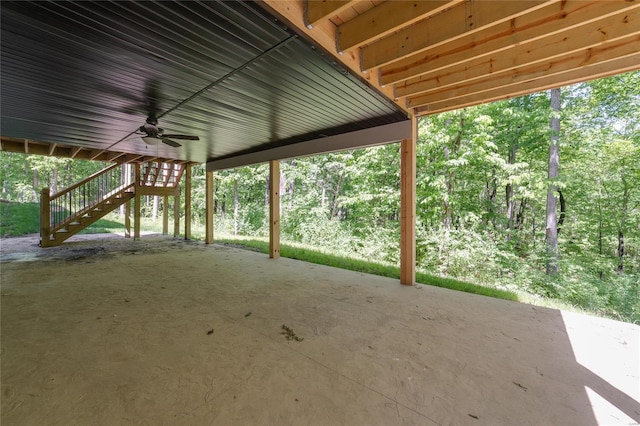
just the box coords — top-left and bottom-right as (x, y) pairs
(132, 80), (199, 148)
(137, 115), (199, 148)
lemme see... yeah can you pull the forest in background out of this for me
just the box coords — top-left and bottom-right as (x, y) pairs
(2, 72), (638, 323)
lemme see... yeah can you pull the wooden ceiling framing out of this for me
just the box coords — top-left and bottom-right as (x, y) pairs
(0, 136), (192, 166)
(262, 0), (640, 116)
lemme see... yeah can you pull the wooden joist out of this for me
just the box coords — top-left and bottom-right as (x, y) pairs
(262, 0), (640, 117)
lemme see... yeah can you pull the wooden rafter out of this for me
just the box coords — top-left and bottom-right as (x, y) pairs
(360, 0), (549, 71)
(261, 0), (640, 117)
(395, 10), (640, 100)
(304, 0), (352, 28)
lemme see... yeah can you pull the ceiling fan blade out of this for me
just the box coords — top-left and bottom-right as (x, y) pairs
(162, 134), (199, 140)
(161, 138), (182, 148)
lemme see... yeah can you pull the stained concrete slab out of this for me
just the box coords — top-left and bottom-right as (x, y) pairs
(1, 235), (639, 425)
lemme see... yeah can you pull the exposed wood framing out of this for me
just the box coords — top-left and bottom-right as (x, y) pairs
(40, 188), (51, 248)
(205, 171), (214, 245)
(269, 160), (281, 259)
(134, 163), (141, 240)
(0, 136), (185, 165)
(336, 1), (454, 53)
(173, 193), (180, 238)
(304, 1), (352, 29)
(261, 0), (640, 117)
(163, 195), (169, 235)
(400, 113), (417, 286)
(124, 200), (131, 238)
(184, 164), (192, 240)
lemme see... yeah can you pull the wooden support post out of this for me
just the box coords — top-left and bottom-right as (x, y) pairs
(269, 160), (280, 259)
(162, 195), (169, 235)
(134, 163), (141, 240)
(400, 113), (418, 285)
(124, 199), (131, 238)
(184, 164), (192, 240)
(173, 193), (180, 238)
(40, 188), (51, 247)
(205, 170), (214, 244)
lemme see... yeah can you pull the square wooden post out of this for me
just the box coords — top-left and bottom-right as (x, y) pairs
(124, 199), (131, 238)
(40, 188), (51, 247)
(205, 170), (214, 244)
(400, 113), (418, 285)
(162, 195), (169, 235)
(269, 160), (280, 259)
(173, 192), (180, 238)
(184, 164), (192, 240)
(134, 163), (141, 240)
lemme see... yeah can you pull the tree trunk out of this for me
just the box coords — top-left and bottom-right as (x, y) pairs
(329, 173), (343, 220)
(233, 176), (239, 235)
(617, 230), (624, 274)
(51, 167), (58, 196)
(506, 144), (517, 232)
(618, 182), (629, 274)
(545, 88), (561, 275)
(443, 146), (452, 232)
(32, 168), (39, 201)
(152, 195), (159, 220)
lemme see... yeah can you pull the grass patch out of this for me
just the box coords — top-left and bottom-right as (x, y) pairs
(1, 202), (41, 237)
(216, 235), (519, 302)
(0, 201), (129, 237)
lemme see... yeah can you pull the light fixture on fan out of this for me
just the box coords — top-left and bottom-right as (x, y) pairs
(141, 136), (161, 145)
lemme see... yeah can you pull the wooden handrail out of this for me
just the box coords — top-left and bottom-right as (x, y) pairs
(51, 163), (120, 201)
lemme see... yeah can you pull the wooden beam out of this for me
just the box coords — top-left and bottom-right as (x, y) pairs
(260, 1), (404, 111)
(134, 163), (141, 240)
(107, 151), (126, 162)
(135, 186), (181, 197)
(70, 146), (83, 158)
(162, 195), (169, 235)
(337, 0), (454, 53)
(90, 150), (105, 160)
(361, 0), (548, 71)
(205, 171), (214, 244)
(40, 188), (51, 247)
(415, 53), (640, 115)
(124, 199), (131, 238)
(269, 160), (281, 259)
(173, 192), (180, 238)
(24, 139), (29, 154)
(400, 113), (417, 286)
(208, 121), (411, 171)
(406, 35), (640, 108)
(48, 143), (57, 156)
(304, 0), (352, 29)
(397, 10), (640, 100)
(184, 164), (192, 240)
(381, 0), (639, 85)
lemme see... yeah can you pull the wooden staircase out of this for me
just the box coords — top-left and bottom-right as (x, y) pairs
(40, 161), (185, 247)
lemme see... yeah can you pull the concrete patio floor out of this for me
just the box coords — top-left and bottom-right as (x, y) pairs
(1, 235), (639, 425)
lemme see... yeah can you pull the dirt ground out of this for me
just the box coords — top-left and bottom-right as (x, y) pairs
(1, 234), (639, 425)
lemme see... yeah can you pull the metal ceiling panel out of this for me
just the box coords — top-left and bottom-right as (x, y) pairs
(1, 0), (406, 163)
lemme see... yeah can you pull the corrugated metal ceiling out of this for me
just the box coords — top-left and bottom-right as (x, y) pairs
(0, 1), (406, 163)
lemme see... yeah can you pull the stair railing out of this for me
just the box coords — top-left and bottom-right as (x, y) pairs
(40, 163), (134, 245)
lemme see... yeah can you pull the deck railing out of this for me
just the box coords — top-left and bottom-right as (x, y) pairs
(40, 163), (134, 242)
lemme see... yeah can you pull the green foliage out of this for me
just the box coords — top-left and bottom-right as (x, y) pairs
(215, 236), (519, 302)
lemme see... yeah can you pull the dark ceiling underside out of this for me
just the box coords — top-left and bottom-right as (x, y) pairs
(0, 1), (407, 163)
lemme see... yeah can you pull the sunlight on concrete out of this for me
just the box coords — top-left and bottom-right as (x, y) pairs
(562, 311), (640, 425)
